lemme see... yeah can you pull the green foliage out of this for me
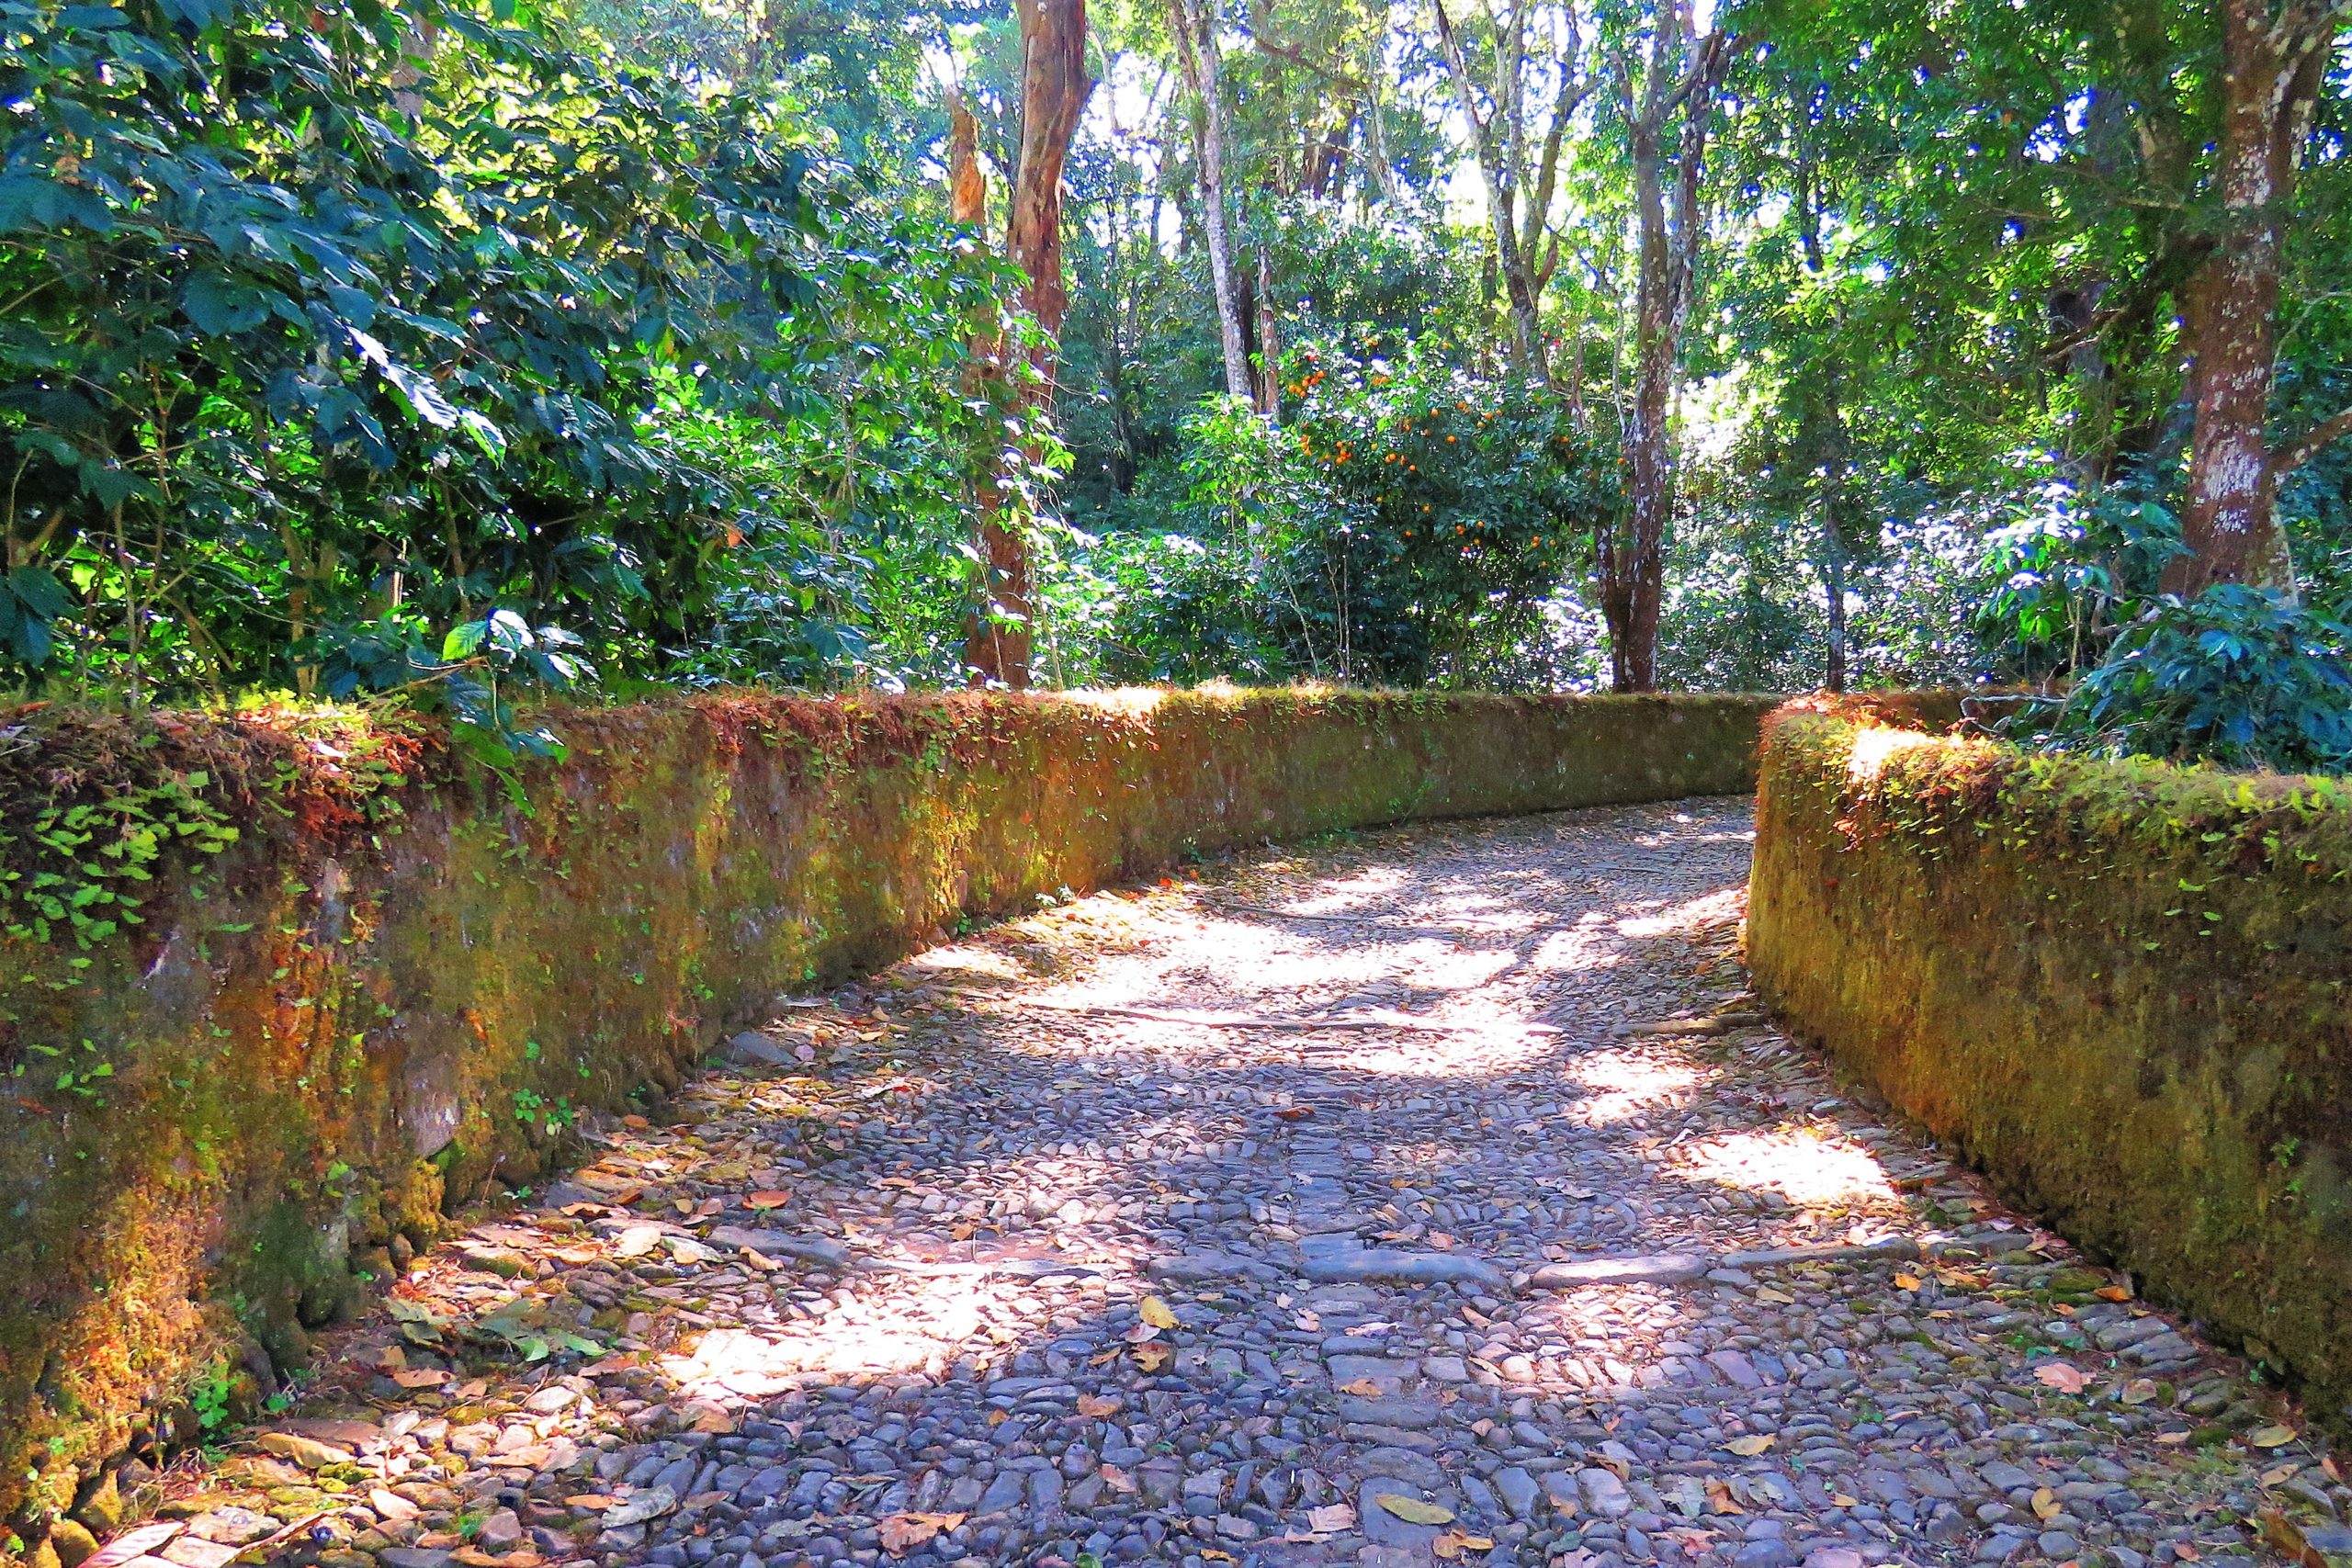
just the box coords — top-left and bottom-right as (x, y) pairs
(2041, 588), (2352, 773)
(1080, 339), (1615, 688)
(0, 0), (1010, 713)
(0, 758), (237, 947)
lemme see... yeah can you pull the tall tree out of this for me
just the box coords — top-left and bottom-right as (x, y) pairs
(1429, 0), (1597, 387)
(1168, 0), (1256, 403)
(2169, 0), (2351, 595)
(967, 0), (1094, 687)
(1599, 4), (1728, 691)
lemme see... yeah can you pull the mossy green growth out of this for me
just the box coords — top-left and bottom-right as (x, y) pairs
(1749, 698), (2352, 1435)
(0, 685), (1774, 1537)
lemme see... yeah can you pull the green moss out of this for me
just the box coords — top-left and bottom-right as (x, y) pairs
(1751, 700), (2352, 1436)
(0, 685), (1774, 1529)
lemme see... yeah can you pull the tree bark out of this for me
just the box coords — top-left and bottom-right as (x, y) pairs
(1255, 246), (1282, 420)
(1169, 0), (1254, 404)
(1600, 12), (1726, 692)
(1430, 0), (1581, 388)
(2166, 0), (2343, 599)
(965, 0), (1091, 689)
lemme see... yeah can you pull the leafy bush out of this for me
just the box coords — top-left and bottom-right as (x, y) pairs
(2040, 586), (2352, 772)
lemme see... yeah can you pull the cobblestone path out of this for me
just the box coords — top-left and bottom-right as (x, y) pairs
(106, 800), (2346, 1568)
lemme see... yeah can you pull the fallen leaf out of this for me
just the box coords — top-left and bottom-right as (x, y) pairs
(2250, 1425), (2298, 1449)
(2259, 1509), (2327, 1568)
(2263, 1463), (2302, 1488)
(1132, 1342), (1170, 1371)
(2035, 1362), (2088, 1393)
(1704, 1481), (1745, 1515)
(1201, 1551), (1236, 1563)
(1337, 1378), (1388, 1397)
(745, 1190), (791, 1210)
(560, 1496), (614, 1511)
(1828, 1494), (1859, 1509)
(391, 1368), (452, 1389)
(2154, 1430), (2190, 1446)
(1723, 1435), (1776, 1457)
(86, 1522), (185, 1568)
(741, 1248), (780, 1274)
(1374, 1494), (1456, 1526)
(1894, 1273), (1922, 1292)
(1099, 1464), (1136, 1495)
(2176, 1544), (2200, 1562)
(2032, 1488), (2061, 1523)
(1077, 1394), (1122, 1418)
(1306, 1505), (1357, 1533)
(2120, 1378), (2158, 1405)
(2324, 1455), (2344, 1483)
(1754, 1286), (1795, 1305)
(2095, 1284), (2134, 1303)
(1432, 1530), (1496, 1559)
(1273, 1107), (1315, 1120)
(602, 1485), (677, 1528)
(876, 1513), (967, 1553)
(1139, 1296), (1178, 1330)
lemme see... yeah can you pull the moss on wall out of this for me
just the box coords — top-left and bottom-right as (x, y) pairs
(1749, 701), (2352, 1433)
(0, 685), (1773, 1537)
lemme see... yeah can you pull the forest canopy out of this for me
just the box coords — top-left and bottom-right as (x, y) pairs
(5, 0), (2352, 767)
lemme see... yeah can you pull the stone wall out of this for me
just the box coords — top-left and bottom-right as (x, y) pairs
(0, 687), (1775, 1540)
(1748, 699), (2352, 1432)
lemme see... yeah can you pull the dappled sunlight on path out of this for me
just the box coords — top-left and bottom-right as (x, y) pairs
(116, 802), (2341, 1568)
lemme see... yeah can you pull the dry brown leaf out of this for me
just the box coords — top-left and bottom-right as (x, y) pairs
(1306, 1505), (1357, 1534)
(1336, 1377), (1388, 1396)
(390, 1369), (452, 1389)
(2031, 1489), (2061, 1523)
(1139, 1296), (1179, 1330)
(2324, 1455), (2345, 1484)
(2034, 1362), (2088, 1393)
(741, 1248), (781, 1274)
(876, 1513), (966, 1554)
(1829, 1494), (1859, 1509)
(1077, 1394), (1122, 1418)
(1722, 1435), (1775, 1457)
(2119, 1378), (2158, 1405)
(2250, 1425), (2299, 1450)
(1132, 1342), (1171, 1371)
(1754, 1286), (1796, 1305)
(1431, 1530), (1495, 1559)
(746, 1190), (791, 1210)
(1704, 1481), (1745, 1515)
(1894, 1273), (1923, 1292)
(2174, 1545), (2199, 1562)
(1374, 1495), (1456, 1526)
(1099, 1464), (1136, 1495)
(2260, 1509), (2327, 1568)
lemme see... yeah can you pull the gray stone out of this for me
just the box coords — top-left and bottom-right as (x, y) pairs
(1303, 1248), (1509, 1290)
(1528, 1255), (1708, 1290)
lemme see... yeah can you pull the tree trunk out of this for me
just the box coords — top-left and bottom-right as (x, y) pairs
(1255, 247), (1282, 421)
(965, 0), (1091, 689)
(1430, 0), (1550, 386)
(1600, 14), (1726, 693)
(1169, 0), (1254, 404)
(2167, 0), (2340, 599)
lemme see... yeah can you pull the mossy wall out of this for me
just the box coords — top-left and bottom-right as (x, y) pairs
(0, 686), (1773, 1535)
(1749, 697), (2352, 1428)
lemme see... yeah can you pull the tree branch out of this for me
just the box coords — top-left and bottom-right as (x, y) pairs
(2277, 405), (2352, 473)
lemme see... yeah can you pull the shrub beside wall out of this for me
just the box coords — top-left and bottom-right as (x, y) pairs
(1750, 699), (2352, 1428)
(0, 687), (1773, 1540)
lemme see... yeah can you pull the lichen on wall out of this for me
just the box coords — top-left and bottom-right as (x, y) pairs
(1748, 698), (2352, 1434)
(0, 686), (1775, 1541)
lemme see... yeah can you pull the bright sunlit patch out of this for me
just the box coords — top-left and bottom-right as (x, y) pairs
(1061, 687), (1169, 718)
(903, 946), (1023, 981)
(660, 1276), (1020, 1394)
(1565, 1050), (1703, 1124)
(1615, 886), (1745, 938)
(1845, 726), (1948, 783)
(1673, 1128), (1898, 1209)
